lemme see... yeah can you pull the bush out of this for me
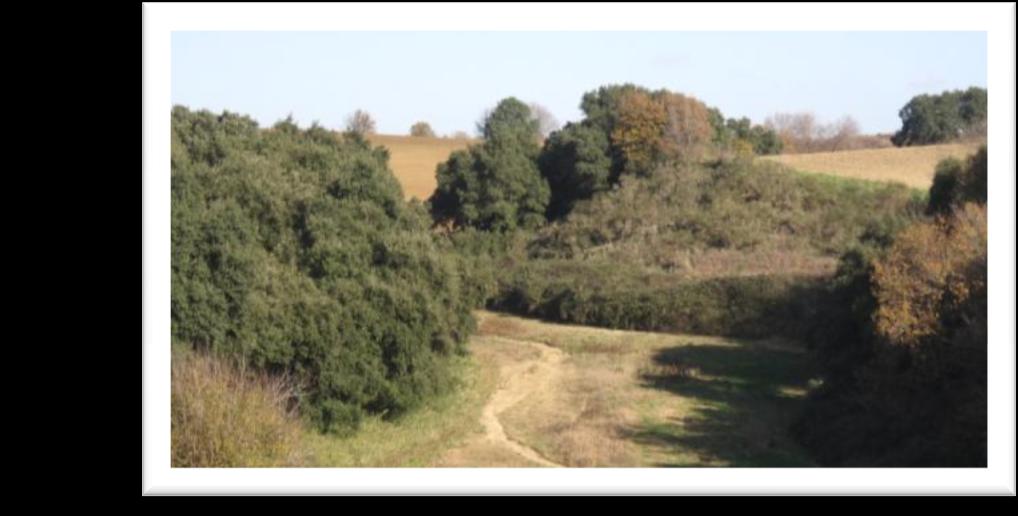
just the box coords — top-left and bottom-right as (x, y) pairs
(928, 146), (987, 215)
(891, 87), (987, 146)
(172, 106), (476, 434)
(429, 98), (550, 231)
(171, 349), (305, 467)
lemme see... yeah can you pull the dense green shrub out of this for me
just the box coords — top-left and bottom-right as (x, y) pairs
(891, 87), (987, 146)
(928, 146), (987, 215)
(172, 106), (476, 434)
(429, 98), (550, 231)
(487, 259), (828, 339)
(712, 115), (784, 156)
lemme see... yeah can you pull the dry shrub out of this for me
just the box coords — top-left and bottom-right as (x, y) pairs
(871, 203), (987, 348)
(171, 350), (306, 467)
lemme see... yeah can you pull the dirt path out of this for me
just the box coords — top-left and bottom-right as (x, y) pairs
(476, 336), (566, 467)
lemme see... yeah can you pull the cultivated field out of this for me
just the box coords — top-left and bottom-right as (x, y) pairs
(761, 142), (984, 189)
(309, 311), (816, 467)
(367, 134), (476, 200)
(373, 133), (982, 201)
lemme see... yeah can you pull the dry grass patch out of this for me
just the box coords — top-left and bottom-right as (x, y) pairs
(479, 311), (816, 467)
(761, 142), (983, 189)
(171, 349), (306, 467)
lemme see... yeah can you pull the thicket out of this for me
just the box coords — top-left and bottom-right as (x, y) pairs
(171, 106), (476, 434)
(539, 84), (783, 222)
(474, 157), (923, 338)
(794, 148), (988, 467)
(528, 159), (925, 268)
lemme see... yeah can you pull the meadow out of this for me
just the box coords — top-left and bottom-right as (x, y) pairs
(310, 311), (816, 467)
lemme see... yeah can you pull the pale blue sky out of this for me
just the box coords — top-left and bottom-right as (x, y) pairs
(172, 31), (986, 135)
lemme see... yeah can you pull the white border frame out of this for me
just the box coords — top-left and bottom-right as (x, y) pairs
(143, 2), (1016, 495)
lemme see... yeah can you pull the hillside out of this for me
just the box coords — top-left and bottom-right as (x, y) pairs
(367, 134), (477, 200)
(761, 142), (984, 189)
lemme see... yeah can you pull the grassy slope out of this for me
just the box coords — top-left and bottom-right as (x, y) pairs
(761, 142), (983, 189)
(308, 311), (817, 467)
(367, 134), (476, 201)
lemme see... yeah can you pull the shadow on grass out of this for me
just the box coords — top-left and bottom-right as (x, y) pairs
(624, 341), (817, 467)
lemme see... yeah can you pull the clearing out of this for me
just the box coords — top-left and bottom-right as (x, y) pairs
(309, 311), (817, 467)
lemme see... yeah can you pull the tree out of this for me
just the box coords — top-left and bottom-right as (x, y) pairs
(538, 122), (613, 220)
(409, 121), (436, 138)
(611, 89), (668, 175)
(891, 87), (987, 146)
(827, 116), (860, 152)
(528, 102), (561, 139)
(765, 112), (817, 153)
(345, 109), (376, 135)
(765, 112), (862, 152)
(660, 92), (713, 162)
(429, 97), (550, 231)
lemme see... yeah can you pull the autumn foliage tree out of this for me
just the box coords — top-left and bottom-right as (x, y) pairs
(538, 84), (727, 220)
(611, 89), (669, 175)
(606, 88), (713, 175)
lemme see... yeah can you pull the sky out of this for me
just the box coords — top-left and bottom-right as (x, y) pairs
(171, 31), (987, 136)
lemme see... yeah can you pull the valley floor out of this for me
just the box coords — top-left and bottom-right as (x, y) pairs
(309, 311), (818, 467)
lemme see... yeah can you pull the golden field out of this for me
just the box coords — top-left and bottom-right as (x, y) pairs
(370, 132), (983, 199)
(367, 134), (476, 200)
(761, 142), (984, 190)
